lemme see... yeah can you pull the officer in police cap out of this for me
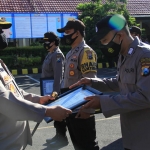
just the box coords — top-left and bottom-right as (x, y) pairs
(0, 18), (11, 49)
(70, 14), (150, 150)
(0, 19), (72, 150)
(41, 31), (65, 94)
(46, 19), (100, 150)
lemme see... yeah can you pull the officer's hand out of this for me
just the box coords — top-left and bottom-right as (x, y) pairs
(82, 95), (101, 110)
(75, 111), (91, 119)
(69, 77), (92, 89)
(76, 108), (95, 119)
(45, 106), (72, 121)
(39, 95), (55, 104)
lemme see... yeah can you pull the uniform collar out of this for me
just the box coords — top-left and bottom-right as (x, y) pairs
(50, 47), (58, 53)
(126, 36), (141, 56)
(70, 40), (85, 53)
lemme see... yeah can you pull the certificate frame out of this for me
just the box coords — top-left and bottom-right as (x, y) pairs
(44, 85), (103, 123)
(40, 77), (54, 96)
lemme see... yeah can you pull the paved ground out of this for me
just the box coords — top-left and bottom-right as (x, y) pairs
(14, 68), (124, 150)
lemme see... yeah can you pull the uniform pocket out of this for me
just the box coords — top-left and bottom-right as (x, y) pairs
(121, 73), (136, 84)
(118, 64), (136, 84)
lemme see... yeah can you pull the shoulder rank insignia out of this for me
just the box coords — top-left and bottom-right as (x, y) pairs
(140, 58), (150, 76)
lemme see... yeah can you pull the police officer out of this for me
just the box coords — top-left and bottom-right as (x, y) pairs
(48, 19), (99, 150)
(0, 22), (72, 150)
(41, 31), (65, 94)
(70, 14), (150, 150)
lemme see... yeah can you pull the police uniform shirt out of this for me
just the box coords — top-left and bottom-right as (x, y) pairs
(41, 47), (65, 93)
(91, 37), (150, 150)
(0, 60), (47, 150)
(64, 40), (97, 88)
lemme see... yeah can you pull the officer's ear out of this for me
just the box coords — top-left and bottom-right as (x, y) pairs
(76, 30), (80, 37)
(116, 31), (124, 40)
(52, 41), (55, 45)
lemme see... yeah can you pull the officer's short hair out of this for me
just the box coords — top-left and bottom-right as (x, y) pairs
(57, 19), (85, 37)
(43, 32), (60, 46)
(129, 26), (141, 36)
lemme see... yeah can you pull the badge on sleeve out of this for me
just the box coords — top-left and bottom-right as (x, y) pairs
(81, 47), (97, 74)
(140, 58), (150, 76)
(86, 49), (93, 59)
(56, 54), (61, 62)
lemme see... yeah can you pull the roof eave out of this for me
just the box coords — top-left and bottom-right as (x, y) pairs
(131, 15), (150, 17)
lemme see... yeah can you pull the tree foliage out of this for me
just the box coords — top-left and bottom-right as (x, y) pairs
(76, 0), (138, 42)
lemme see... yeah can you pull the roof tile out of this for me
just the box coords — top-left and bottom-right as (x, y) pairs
(0, 0), (149, 16)
(127, 0), (150, 15)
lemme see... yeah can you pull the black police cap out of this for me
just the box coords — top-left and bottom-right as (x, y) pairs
(40, 32), (59, 43)
(0, 17), (12, 29)
(57, 19), (85, 33)
(88, 14), (126, 44)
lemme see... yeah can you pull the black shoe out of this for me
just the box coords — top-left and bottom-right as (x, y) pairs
(46, 134), (68, 147)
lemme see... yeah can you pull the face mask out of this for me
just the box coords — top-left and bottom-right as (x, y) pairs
(43, 41), (53, 51)
(0, 29), (8, 50)
(101, 33), (122, 58)
(62, 31), (78, 45)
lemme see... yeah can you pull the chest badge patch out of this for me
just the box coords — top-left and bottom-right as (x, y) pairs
(72, 55), (77, 59)
(9, 83), (19, 97)
(4, 75), (11, 82)
(69, 70), (75, 76)
(69, 63), (74, 68)
(1, 71), (11, 84)
(71, 55), (77, 62)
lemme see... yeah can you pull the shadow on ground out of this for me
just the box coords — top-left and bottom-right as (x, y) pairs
(101, 138), (123, 150)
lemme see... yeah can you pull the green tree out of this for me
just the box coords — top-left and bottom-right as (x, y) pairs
(76, 0), (138, 42)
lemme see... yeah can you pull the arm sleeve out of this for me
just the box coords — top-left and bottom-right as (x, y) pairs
(99, 52), (150, 118)
(91, 77), (119, 92)
(0, 82), (46, 122)
(20, 89), (41, 103)
(52, 52), (64, 93)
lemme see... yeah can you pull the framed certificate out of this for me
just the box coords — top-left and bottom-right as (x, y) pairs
(44, 85), (103, 123)
(40, 77), (54, 96)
